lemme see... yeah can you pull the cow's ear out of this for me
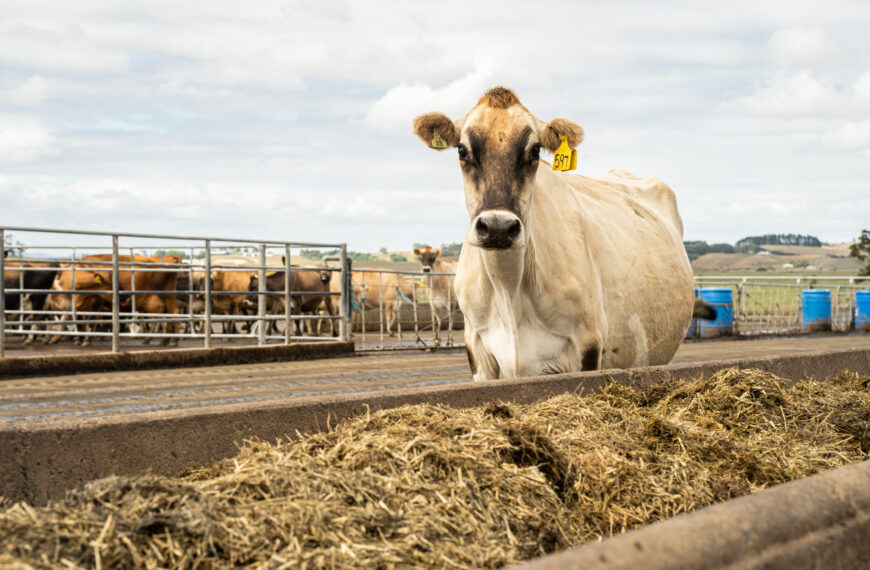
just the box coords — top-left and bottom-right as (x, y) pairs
(413, 248), (421, 256)
(413, 113), (459, 150)
(541, 118), (584, 152)
(435, 249), (442, 258)
(93, 274), (102, 284)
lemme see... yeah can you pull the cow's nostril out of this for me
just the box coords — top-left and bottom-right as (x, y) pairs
(476, 217), (489, 236)
(507, 219), (521, 239)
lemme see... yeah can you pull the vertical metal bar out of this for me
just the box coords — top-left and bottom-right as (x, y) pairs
(447, 273), (454, 347)
(188, 247), (194, 334)
(339, 244), (349, 342)
(378, 271), (384, 349)
(284, 245), (291, 344)
(258, 244), (266, 346)
(204, 239), (212, 348)
(111, 235), (120, 352)
(71, 248), (77, 344)
(396, 272), (403, 345)
(428, 273), (436, 345)
(0, 229), (6, 358)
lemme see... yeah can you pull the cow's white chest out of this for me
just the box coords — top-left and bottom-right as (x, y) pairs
(475, 310), (573, 379)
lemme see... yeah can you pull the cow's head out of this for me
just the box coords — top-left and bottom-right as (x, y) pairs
(414, 245), (441, 272)
(413, 87), (583, 250)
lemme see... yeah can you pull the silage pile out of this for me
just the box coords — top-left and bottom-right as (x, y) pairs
(1, 367), (869, 569)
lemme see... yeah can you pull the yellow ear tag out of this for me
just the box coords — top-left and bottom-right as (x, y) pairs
(552, 136), (578, 171)
(431, 131), (448, 149)
(94, 274), (102, 283)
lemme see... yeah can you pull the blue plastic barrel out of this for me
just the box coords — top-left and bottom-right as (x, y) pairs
(685, 287), (700, 338)
(855, 290), (870, 331)
(801, 289), (832, 332)
(698, 287), (733, 338)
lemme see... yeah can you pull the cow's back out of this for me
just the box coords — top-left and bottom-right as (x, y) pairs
(555, 168), (693, 367)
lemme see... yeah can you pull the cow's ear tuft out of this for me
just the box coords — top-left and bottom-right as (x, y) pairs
(541, 118), (584, 152)
(413, 113), (459, 150)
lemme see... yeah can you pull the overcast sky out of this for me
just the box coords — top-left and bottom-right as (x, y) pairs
(2, 1), (869, 252)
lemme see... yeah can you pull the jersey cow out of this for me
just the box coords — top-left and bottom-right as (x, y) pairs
(414, 245), (458, 346)
(413, 87), (694, 380)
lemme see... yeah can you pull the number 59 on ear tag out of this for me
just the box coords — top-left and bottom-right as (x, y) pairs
(552, 136), (577, 171)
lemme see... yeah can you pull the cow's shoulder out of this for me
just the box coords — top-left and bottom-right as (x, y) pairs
(587, 169), (683, 236)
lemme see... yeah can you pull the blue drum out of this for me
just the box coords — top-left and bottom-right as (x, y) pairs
(698, 287), (733, 338)
(801, 289), (831, 332)
(855, 290), (870, 332)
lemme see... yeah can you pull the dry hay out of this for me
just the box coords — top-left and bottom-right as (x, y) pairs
(2, 367), (869, 569)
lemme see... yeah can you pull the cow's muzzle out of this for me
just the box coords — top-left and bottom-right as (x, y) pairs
(470, 210), (524, 249)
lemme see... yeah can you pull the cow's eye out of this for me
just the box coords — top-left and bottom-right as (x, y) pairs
(530, 143), (542, 160)
(457, 144), (469, 162)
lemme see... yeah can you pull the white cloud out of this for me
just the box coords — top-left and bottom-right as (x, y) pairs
(822, 120), (870, 153)
(722, 71), (842, 116)
(0, 116), (59, 163)
(769, 27), (832, 66)
(9, 76), (47, 105)
(363, 65), (502, 132)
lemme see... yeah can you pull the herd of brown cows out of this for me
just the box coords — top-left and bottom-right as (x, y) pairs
(2, 254), (341, 346)
(2, 246), (469, 347)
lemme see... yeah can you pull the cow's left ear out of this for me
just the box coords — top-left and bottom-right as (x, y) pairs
(435, 249), (442, 258)
(93, 274), (102, 284)
(413, 113), (459, 150)
(540, 118), (584, 152)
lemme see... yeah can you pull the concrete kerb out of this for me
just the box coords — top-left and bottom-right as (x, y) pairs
(0, 341), (355, 380)
(2, 347), (869, 506)
(512, 458), (870, 570)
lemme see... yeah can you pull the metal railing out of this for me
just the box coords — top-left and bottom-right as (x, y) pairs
(350, 268), (464, 350)
(695, 275), (870, 336)
(1, 226), (352, 357)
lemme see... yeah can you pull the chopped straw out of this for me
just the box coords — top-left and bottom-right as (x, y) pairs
(2, 367), (869, 568)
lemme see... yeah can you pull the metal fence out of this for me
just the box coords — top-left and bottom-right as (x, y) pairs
(1, 226), (351, 357)
(5, 225), (870, 359)
(348, 268), (463, 350)
(695, 275), (870, 336)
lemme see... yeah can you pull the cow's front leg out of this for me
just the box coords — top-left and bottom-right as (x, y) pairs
(464, 321), (499, 381)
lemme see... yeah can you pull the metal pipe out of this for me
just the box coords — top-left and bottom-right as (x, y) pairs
(1, 228), (5, 358)
(111, 236), (120, 352)
(204, 239), (212, 348)
(258, 243), (266, 346)
(284, 245), (291, 344)
(0, 225), (342, 248)
(339, 244), (349, 342)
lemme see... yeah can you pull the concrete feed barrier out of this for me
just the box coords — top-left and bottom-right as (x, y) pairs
(513, 458), (870, 570)
(1, 347), (869, 506)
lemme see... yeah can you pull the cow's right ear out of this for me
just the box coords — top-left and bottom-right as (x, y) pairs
(413, 248), (421, 256)
(413, 113), (459, 150)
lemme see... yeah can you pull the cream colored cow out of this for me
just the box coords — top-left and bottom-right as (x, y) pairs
(413, 87), (694, 380)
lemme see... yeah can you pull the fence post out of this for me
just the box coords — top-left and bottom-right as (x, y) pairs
(284, 245), (292, 344)
(111, 235), (120, 353)
(339, 244), (350, 342)
(0, 228), (5, 358)
(258, 244), (266, 346)
(204, 239), (212, 349)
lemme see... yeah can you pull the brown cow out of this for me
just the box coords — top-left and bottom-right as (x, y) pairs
(48, 254), (183, 346)
(246, 264), (335, 337)
(348, 270), (417, 336)
(414, 245), (459, 346)
(209, 269), (256, 335)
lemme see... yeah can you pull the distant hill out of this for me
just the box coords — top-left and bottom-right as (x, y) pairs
(691, 243), (861, 274)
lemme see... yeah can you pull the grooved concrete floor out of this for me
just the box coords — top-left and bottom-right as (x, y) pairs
(2, 334), (869, 426)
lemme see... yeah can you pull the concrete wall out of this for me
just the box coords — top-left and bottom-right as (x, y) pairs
(513, 459), (870, 570)
(2, 347), (868, 506)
